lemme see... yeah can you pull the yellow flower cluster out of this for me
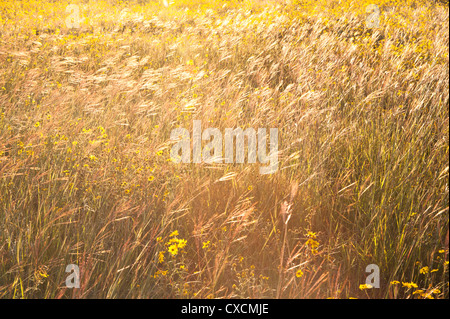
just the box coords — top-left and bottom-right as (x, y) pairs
(401, 282), (418, 289)
(419, 266), (429, 274)
(359, 284), (373, 290)
(153, 269), (168, 278)
(413, 289), (441, 299)
(305, 231), (319, 255)
(202, 240), (210, 249)
(161, 230), (187, 257)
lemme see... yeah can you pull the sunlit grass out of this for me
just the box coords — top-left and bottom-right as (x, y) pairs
(0, 0), (448, 299)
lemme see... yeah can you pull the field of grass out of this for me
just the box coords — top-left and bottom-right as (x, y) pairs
(0, 0), (448, 299)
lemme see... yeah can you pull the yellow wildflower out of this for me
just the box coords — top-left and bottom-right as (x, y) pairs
(419, 266), (429, 274)
(306, 231), (317, 239)
(359, 284), (373, 290)
(178, 239), (187, 249)
(202, 241), (210, 249)
(402, 282), (418, 289)
(430, 288), (441, 294)
(168, 244), (178, 256)
(158, 251), (164, 263)
(306, 238), (319, 249)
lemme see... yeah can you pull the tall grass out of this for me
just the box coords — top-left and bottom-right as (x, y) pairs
(0, 0), (448, 299)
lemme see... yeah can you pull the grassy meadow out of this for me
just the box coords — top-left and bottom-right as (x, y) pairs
(0, 0), (448, 299)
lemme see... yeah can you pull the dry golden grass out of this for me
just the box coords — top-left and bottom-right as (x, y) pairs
(0, 0), (448, 299)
